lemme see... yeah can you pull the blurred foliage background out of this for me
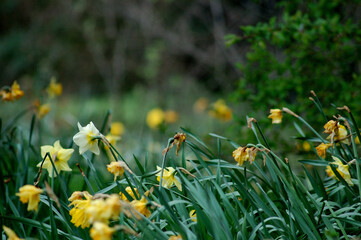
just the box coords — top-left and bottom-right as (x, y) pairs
(1, 0), (361, 157)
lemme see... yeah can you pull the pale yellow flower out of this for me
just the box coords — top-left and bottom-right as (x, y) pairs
(1, 81), (24, 102)
(326, 124), (350, 145)
(119, 187), (139, 201)
(110, 122), (125, 136)
(193, 97), (208, 113)
(37, 140), (73, 178)
(268, 109), (283, 124)
(2, 225), (23, 240)
(208, 99), (232, 121)
(323, 120), (338, 134)
(169, 235), (182, 240)
(16, 185), (43, 212)
(69, 191), (93, 228)
(302, 142), (311, 152)
(73, 122), (101, 155)
(90, 222), (115, 240)
(316, 143), (332, 159)
(164, 110), (179, 123)
(47, 77), (62, 98)
(156, 166), (182, 191)
(233, 146), (257, 166)
(107, 162), (125, 181)
(189, 210), (197, 222)
(126, 196), (151, 219)
(146, 108), (165, 129)
(38, 104), (51, 118)
(325, 156), (353, 186)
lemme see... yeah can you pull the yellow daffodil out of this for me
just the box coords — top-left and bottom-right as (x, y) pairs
(268, 109), (283, 124)
(107, 162), (125, 181)
(325, 156), (353, 186)
(119, 187), (139, 201)
(356, 136), (360, 144)
(90, 222), (115, 240)
(163, 133), (186, 156)
(126, 196), (151, 219)
(156, 166), (182, 191)
(193, 97), (208, 113)
(1, 81), (24, 102)
(38, 104), (51, 118)
(323, 120), (338, 134)
(324, 120), (350, 145)
(169, 235), (182, 240)
(47, 77), (62, 98)
(69, 191), (93, 228)
(2, 225), (23, 240)
(110, 122), (124, 136)
(302, 142), (311, 152)
(37, 140), (73, 178)
(233, 146), (258, 166)
(316, 143), (332, 159)
(16, 185), (43, 212)
(189, 210), (197, 222)
(208, 99), (232, 121)
(73, 122), (101, 155)
(164, 110), (179, 123)
(146, 108), (165, 129)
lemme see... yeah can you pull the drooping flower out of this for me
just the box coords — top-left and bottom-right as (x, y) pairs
(73, 122), (101, 155)
(47, 77), (62, 98)
(324, 120), (350, 145)
(107, 162), (125, 181)
(233, 146), (258, 166)
(193, 97), (208, 113)
(323, 120), (338, 134)
(316, 143), (332, 159)
(189, 210), (197, 222)
(163, 133), (186, 156)
(325, 156), (353, 186)
(16, 185), (43, 212)
(208, 99), (232, 121)
(268, 109), (283, 124)
(156, 166), (182, 191)
(146, 108), (165, 129)
(90, 222), (115, 240)
(126, 196), (151, 219)
(110, 122), (125, 136)
(69, 191), (93, 228)
(164, 110), (179, 123)
(2, 225), (23, 240)
(119, 187), (139, 202)
(37, 140), (73, 178)
(1, 81), (24, 102)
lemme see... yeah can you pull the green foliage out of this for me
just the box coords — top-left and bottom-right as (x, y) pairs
(230, 0), (361, 120)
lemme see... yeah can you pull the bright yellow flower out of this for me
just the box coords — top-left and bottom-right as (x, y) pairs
(323, 120), (338, 134)
(73, 122), (101, 155)
(146, 108), (165, 129)
(47, 77), (62, 98)
(110, 122), (125, 136)
(169, 235), (182, 240)
(2, 225), (23, 240)
(38, 103), (51, 118)
(69, 191), (93, 228)
(189, 210), (197, 222)
(302, 142), (311, 152)
(268, 109), (283, 124)
(316, 143), (332, 159)
(119, 187), (139, 201)
(90, 222), (115, 240)
(156, 166), (182, 191)
(1, 81), (24, 102)
(326, 124), (350, 145)
(356, 136), (360, 144)
(164, 110), (179, 123)
(208, 99), (232, 121)
(233, 146), (257, 166)
(325, 156), (353, 186)
(193, 97), (208, 113)
(127, 196), (151, 219)
(16, 185), (43, 212)
(107, 162), (125, 181)
(37, 140), (73, 178)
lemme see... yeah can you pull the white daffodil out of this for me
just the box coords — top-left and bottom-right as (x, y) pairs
(73, 122), (101, 155)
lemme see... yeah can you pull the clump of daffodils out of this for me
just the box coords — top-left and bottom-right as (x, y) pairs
(16, 185), (43, 212)
(37, 140), (74, 178)
(73, 122), (102, 155)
